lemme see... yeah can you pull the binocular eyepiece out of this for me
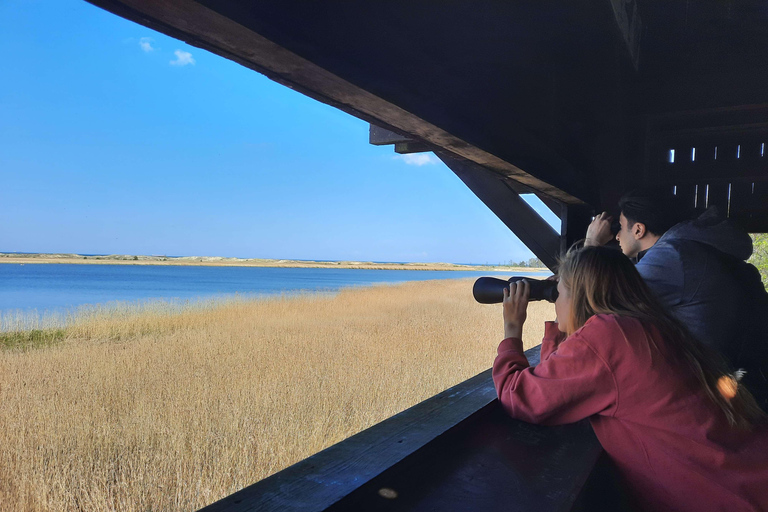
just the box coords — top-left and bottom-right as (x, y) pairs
(473, 276), (558, 304)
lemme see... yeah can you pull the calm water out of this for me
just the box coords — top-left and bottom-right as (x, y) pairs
(0, 263), (547, 317)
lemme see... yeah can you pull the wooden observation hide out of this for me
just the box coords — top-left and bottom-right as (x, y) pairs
(83, 1), (768, 509)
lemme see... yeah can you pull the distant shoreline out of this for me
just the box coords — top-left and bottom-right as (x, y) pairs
(0, 253), (548, 273)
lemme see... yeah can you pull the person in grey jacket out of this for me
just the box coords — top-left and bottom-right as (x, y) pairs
(586, 189), (768, 410)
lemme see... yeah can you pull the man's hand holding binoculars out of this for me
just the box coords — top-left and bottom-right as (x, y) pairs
(585, 211), (614, 247)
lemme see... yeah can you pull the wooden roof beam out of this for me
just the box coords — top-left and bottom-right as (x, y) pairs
(85, 0), (590, 205)
(436, 153), (562, 270)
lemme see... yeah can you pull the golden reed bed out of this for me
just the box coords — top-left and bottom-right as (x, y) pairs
(0, 279), (554, 511)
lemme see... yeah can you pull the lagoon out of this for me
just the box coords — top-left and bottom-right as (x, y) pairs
(0, 263), (547, 317)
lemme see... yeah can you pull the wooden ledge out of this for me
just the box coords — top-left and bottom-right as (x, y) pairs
(199, 345), (604, 511)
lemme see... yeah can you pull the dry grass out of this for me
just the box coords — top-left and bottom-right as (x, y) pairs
(0, 279), (554, 511)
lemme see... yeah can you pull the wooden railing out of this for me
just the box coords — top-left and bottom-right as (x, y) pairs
(199, 346), (610, 512)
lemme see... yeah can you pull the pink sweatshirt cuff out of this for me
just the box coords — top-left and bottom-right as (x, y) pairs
(544, 321), (563, 341)
(541, 321), (567, 360)
(498, 336), (525, 354)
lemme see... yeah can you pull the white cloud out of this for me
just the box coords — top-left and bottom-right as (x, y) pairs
(170, 50), (195, 66)
(394, 153), (438, 166)
(139, 37), (155, 52)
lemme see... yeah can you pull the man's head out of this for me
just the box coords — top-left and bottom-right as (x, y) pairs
(616, 188), (685, 258)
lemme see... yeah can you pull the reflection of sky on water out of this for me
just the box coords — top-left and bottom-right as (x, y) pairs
(0, 264), (548, 323)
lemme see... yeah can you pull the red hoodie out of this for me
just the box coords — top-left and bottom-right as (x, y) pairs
(493, 314), (768, 512)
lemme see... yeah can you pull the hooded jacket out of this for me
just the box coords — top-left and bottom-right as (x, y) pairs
(637, 207), (768, 408)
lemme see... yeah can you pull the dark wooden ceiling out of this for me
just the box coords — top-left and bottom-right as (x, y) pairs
(86, 0), (768, 230)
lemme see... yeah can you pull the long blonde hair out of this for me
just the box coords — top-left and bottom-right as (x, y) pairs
(558, 245), (765, 429)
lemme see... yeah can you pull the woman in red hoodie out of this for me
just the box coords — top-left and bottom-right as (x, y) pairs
(494, 245), (768, 511)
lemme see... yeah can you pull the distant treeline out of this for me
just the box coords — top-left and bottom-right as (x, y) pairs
(509, 257), (545, 268)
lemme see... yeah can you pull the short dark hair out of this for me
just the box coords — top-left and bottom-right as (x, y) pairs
(618, 188), (686, 236)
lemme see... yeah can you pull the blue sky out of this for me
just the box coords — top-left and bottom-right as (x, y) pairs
(0, 0), (558, 265)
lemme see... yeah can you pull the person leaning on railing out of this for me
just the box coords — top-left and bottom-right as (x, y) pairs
(494, 246), (768, 512)
(585, 188), (768, 411)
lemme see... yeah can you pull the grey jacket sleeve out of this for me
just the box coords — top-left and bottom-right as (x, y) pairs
(635, 241), (684, 307)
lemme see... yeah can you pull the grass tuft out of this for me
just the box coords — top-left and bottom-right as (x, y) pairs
(0, 328), (66, 349)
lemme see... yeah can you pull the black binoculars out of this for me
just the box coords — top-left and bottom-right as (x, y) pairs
(473, 276), (559, 304)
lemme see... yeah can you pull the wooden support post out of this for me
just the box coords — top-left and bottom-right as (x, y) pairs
(436, 153), (561, 270)
(535, 194), (595, 255)
(560, 204), (594, 255)
(534, 193), (563, 220)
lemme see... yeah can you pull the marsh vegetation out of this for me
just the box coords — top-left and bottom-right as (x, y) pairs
(0, 279), (553, 511)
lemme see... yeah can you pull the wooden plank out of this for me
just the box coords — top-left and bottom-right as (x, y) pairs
(84, 0), (589, 205)
(717, 142), (740, 165)
(730, 182), (760, 232)
(693, 142), (717, 178)
(394, 142), (431, 154)
(326, 409), (602, 512)
(728, 182), (752, 216)
(737, 140), (763, 164)
(645, 110), (768, 185)
(369, 125), (414, 146)
(199, 346), (569, 511)
(749, 182), (768, 233)
(707, 182), (729, 213)
(436, 153), (561, 270)
(505, 179), (537, 195)
(734, 181), (768, 233)
(534, 193), (564, 220)
(673, 183), (697, 213)
(695, 184), (707, 211)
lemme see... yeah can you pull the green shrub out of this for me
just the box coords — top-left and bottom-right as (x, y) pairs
(749, 234), (768, 288)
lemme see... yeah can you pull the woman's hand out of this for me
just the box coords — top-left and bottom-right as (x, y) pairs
(502, 280), (529, 340)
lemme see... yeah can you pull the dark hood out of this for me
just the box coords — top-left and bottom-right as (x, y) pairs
(659, 206), (753, 261)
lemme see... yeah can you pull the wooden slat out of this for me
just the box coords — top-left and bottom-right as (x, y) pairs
(673, 183), (698, 212)
(695, 142), (717, 173)
(707, 182), (729, 213)
(394, 142), (431, 154)
(659, 139), (768, 182)
(647, 114), (768, 186)
(695, 184), (707, 211)
(738, 140), (763, 165)
(84, 0), (590, 205)
(717, 142), (740, 165)
(731, 181), (768, 233)
(326, 410), (602, 512)
(535, 193), (564, 220)
(727, 182), (753, 227)
(749, 182), (768, 232)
